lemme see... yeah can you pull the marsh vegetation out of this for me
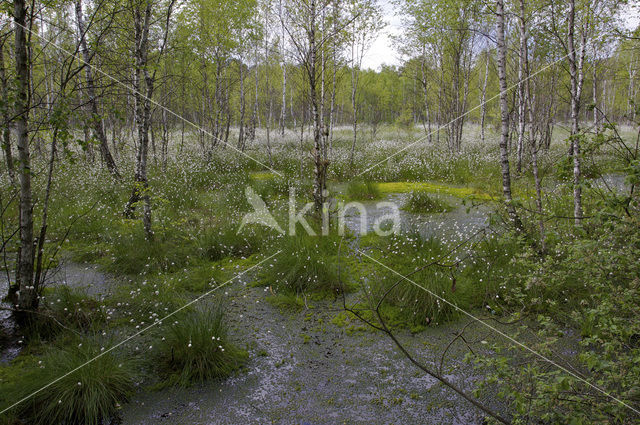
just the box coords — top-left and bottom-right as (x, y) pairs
(1, 0), (640, 424)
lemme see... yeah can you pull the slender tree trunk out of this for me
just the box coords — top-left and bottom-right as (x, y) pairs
(111, 118), (119, 159)
(628, 57), (636, 122)
(521, 0), (544, 250)
(496, 0), (522, 230)
(212, 60), (222, 147)
(290, 83), (296, 127)
(238, 57), (246, 151)
(280, 61), (287, 138)
(328, 0), (338, 156)
(34, 123), (59, 295)
(150, 122), (157, 164)
(543, 72), (558, 151)
(309, 0), (325, 211)
(141, 80), (154, 238)
(223, 73), (231, 146)
(13, 0), (36, 311)
(421, 47), (432, 143)
(592, 51), (598, 130)
(349, 37), (358, 166)
(75, 0), (120, 179)
(125, 1), (154, 240)
(567, 0), (583, 225)
(264, 7), (273, 166)
(252, 43), (259, 140)
(530, 123), (544, 250)
(320, 7), (328, 163)
(125, 0), (173, 238)
(349, 68), (358, 165)
(459, 48), (471, 151)
(200, 60), (208, 152)
(279, 0), (286, 137)
(179, 112), (185, 154)
(0, 40), (15, 185)
(480, 52), (489, 144)
(516, 19), (526, 174)
(161, 107), (168, 170)
(436, 63), (443, 144)
(299, 104), (305, 179)
(602, 79), (607, 119)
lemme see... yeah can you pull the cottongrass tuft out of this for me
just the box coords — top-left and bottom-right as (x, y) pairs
(3, 338), (136, 425)
(158, 303), (247, 386)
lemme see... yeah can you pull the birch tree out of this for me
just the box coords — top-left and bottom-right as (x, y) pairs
(0, 24), (14, 185)
(480, 49), (490, 144)
(124, 0), (175, 239)
(496, 0), (522, 229)
(12, 0), (35, 311)
(75, 0), (121, 179)
(284, 0), (330, 210)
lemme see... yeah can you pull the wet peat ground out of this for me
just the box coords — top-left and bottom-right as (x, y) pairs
(122, 193), (498, 425)
(122, 276), (496, 425)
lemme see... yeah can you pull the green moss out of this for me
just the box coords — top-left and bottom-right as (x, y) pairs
(266, 293), (306, 312)
(330, 311), (369, 334)
(250, 171), (277, 181)
(376, 181), (492, 200)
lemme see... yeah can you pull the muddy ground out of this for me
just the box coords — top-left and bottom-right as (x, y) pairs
(121, 272), (500, 425)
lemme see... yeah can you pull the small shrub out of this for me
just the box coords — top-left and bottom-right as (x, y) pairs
(403, 191), (453, 213)
(158, 303), (247, 386)
(556, 153), (601, 180)
(473, 221), (640, 423)
(394, 107), (414, 131)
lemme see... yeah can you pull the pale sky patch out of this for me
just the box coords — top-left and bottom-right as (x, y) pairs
(361, 0), (640, 71)
(361, 0), (403, 70)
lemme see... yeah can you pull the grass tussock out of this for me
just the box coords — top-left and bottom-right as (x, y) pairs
(197, 225), (261, 261)
(345, 180), (381, 200)
(403, 191), (453, 213)
(158, 304), (247, 386)
(261, 233), (344, 295)
(0, 339), (136, 425)
(19, 286), (104, 342)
